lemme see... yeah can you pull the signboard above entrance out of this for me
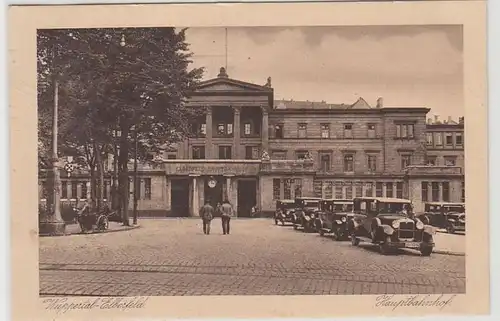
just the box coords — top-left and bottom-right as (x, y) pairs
(163, 161), (261, 176)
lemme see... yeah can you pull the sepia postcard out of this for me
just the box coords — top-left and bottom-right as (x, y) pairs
(9, 0), (489, 320)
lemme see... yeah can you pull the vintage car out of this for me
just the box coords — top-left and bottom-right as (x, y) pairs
(418, 202), (466, 234)
(273, 199), (297, 225)
(291, 197), (322, 232)
(314, 199), (354, 240)
(348, 197), (437, 256)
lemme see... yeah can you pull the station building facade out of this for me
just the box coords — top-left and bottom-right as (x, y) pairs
(38, 68), (465, 216)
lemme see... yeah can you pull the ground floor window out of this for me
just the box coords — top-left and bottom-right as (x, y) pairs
(431, 182), (439, 202)
(365, 183), (373, 197)
(294, 179), (302, 198)
(61, 181), (68, 199)
(81, 182), (88, 199)
(375, 182), (383, 197)
(273, 179), (281, 200)
(335, 184), (343, 199)
(442, 181), (450, 202)
(144, 178), (152, 200)
(386, 183), (393, 198)
(71, 182), (77, 199)
(396, 182), (403, 199)
(346, 186), (353, 199)
(421, 181), (428, 202)
(284, 179), (292, 199)
(461, 181), (465, 202)
(355, 185), (362, 197)
(324, 181), (333, 199)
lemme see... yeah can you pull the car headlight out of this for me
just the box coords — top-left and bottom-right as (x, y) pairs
(341, 216), (347, 222)
(416, 220), (424, 230)
(383, 226), (394, 235)
(392, 220), (400, 229)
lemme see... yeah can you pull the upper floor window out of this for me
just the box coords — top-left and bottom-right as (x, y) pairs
(396, 123), (414, 139)
(444, 156), (457, 166)
(167, 154), (177, 160)
(244, 123), (252, 136)
(298, 123), (307, 138)
(192, 146), (205, 160)
(274, 124), (284, 138)
(343, 154), (354, 172)
(245, 146), (260, 160)
(367, 124), (376, 138)
(320, 124), (330, 138)
(191, 122), (206, 137)
(343, 124), (353, 139)
(445, 133), (453, 146)
(320, 153), (331, 171)
(426, 132), (433, 146)
(435, 133), (443, 145)
(271, 150), (286, 160)
(296, 150), (308, 160)
(218, 146), (232, 159)
(456, 133), (463, 146)
(425, 156), (437, 166)
(367, 155), (377, 172)
(401, 155), (411, 170)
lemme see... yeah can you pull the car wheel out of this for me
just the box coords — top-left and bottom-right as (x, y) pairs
(274, 219), (278, 225)
(351, 234), (360, 246)
(420, 245), (433, 256)
(281, 220), (285, 226)
(446, 225), (455, 234)
(293, 224), (298, 230)
(319, 229), (325, 236)
(379, 236), (392, 255)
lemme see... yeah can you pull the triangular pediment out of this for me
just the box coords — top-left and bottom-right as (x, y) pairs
(194, 78), (272, 93)
(349, 97), (372, 109)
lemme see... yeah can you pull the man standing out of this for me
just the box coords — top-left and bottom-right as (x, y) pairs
(220, 199), (234, 235)
(199, 200), (214, 235)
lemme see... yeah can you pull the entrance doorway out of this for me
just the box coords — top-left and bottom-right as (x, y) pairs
(204, 176), (223, 214)
(170, 179), (190, 217)
(238, 179), (257, 217)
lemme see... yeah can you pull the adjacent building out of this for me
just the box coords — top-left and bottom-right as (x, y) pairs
(38, 67), (465, 216)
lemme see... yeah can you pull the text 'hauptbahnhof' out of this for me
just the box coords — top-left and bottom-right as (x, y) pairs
(39, 67), (465, 217)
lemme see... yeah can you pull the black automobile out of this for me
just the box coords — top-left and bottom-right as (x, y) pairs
(274, 199), (296, 225)
(348, 197), (437, 256)
(315, 199), (354, 240)
(292, 197), (322, 232)
(418, 202), (466, 234)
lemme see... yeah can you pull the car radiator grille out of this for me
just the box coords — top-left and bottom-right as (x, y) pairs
(398, 222), (415, 239)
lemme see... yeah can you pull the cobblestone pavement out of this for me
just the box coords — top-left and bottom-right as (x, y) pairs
(39, 219), (465, 296)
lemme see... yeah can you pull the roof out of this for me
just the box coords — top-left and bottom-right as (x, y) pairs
(322, 199), (354, 204)
(277, 199), (295, 203)
(296, 197), (322, 201)
(354, 197), (412, 203)
(274, 99), (349, 110)
(426, 202), (465, 206)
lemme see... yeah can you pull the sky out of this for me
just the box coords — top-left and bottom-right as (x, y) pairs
(184, 25), (464, 120)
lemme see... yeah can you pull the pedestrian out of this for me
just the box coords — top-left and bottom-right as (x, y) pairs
(216, 202), (222, 217)
(220, 199), (234, 235)
(199, 200), (214, 235)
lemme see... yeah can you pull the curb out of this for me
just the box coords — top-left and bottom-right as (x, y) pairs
(39, 224), (140, 237)
(432, 249), (465, 256)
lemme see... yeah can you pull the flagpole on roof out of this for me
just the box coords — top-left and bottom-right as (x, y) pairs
(225, 27), (228, 72)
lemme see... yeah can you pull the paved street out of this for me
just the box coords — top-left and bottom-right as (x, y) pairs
(39, 219), (465, 296)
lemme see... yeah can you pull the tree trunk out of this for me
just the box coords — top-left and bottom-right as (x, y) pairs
(89, 166), (96, 209)
(118, 126), (130, 226)
(111, 144), (119, 211)
(94, 141), (105, 211)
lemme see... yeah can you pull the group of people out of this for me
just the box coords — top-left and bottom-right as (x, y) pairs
(199, 199), (234, 235)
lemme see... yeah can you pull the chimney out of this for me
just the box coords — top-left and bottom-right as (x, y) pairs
(434, 115), (439, 123)
(376, 97), (383, 108)
(427, 118), (433, 124)
(448, 116), (452, 123)
(459, 117), (464, 124)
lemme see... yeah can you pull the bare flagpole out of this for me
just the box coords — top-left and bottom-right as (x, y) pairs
(225, 27), (228, 71)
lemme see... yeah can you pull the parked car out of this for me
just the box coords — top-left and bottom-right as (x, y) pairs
(348, 197), (437, 256)
(274, 199), (296, 225)
(418, 202), (466, 234)
(315, 199), (354, 240)
(292, 197), (322, 232)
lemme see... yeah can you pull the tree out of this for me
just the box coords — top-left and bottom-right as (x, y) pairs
(37, 28), (204, 224)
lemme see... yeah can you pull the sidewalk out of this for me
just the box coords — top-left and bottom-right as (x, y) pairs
(41, 221), (140, 237)
(433, 231), (465, 256)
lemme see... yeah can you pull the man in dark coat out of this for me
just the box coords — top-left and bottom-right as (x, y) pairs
(199, 200), (214, 235)
(220, 199), (234, 235)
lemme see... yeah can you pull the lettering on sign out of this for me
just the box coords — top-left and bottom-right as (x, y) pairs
(169, 164), (259, 175)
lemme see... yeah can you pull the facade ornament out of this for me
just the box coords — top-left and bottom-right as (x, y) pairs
(218, 67), (228, 78)
(305, 151), (314, 161)
(261, 151), (270, 161)
(265, 77), (272, 87)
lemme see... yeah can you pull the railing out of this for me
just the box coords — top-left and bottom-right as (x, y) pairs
(405, 165), (462, 176)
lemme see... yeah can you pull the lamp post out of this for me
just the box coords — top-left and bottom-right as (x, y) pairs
(112, 129), (121, 211)
(132, 125), (139, 225)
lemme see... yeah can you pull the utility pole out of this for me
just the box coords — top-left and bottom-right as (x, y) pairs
(133, 127), (138, 225)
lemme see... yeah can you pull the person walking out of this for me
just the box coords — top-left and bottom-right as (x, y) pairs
(220, 199), (234, 235)
(199, 200), (214, 235)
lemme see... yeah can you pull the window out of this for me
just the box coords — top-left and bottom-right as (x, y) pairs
(298, 123), (307, 138)
(376, 182), (383, 197)
(167, 154), (177, 160)
(81, 182), (87, 199)
(396, 124), (415, 139)
(335, 185), (343, 199)
(367, 124), (376, 138)
(346, 186), (353, 199)
(192, 146), (205, 160)
(284, 179), (292, 199)
(343, 124), (353, 138)
(294, 179), (302, 198)
(426, 156), (437, 166)
(296, 150), (308, 160)
(461, 181), (465, 202)
(61, 181), (68, 199)
(245, 146), (260, 160)
(271, 150), (286, 160)
(218, 146), (232, 159)
(244, 123), (252, 135)
(386, 183), (393, 198)
(355, 185), (362, 197)
(324, 181), (333, 199)
(200, 123), (206, 135)
(456, 133), (463, 146)
(401, 155), (411, 170)
(365, 183), (373, 197)
(442, 182), (450, 202)
(435, 133), (443, 145)
(396, 182), (404, 199)
(444, 156), (456, 166)
(274, 124), (284, 138)
(421, 181), (428, 202)
(445, 133), (453, 146)
(217, 124), (225, 135)
(344, 154), (354, 172)
(143, 178), (151, 200)
(431, 182), (439, 202)
(320, 154), (331, 171)
(71, 182), (77, 199)
(367, 155), (377, 172)
(273, 179), (281, 200)
(426, 133), (433, 146)
(216, 123), (232, 136)
(134, 179), (141, 199)
(321, 124), (330, 138)
(191, 122), (206, 136)
(227, 124), (233, 135)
